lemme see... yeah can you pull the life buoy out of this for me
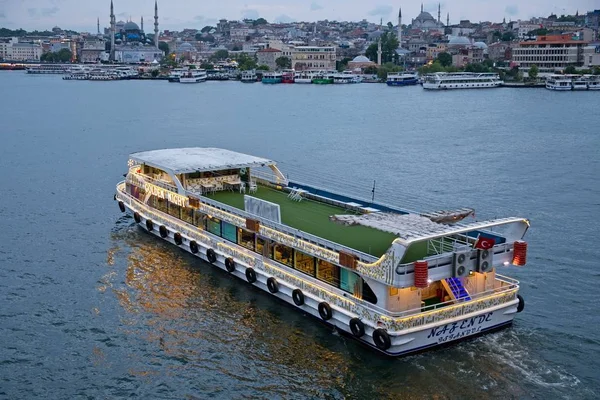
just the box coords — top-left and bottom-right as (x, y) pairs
(267, 277), (278, 293)
(145, 219), (154, 231)
(159, 225), (168, 238)
(189, 240), (199, 254)
(206, 248), (217, 264)
(373, 328), (391, 351)
(245, 268), (257, 283)
(292, 289), (304, 306)
(174, 232), (183, 245)
(318, 302), (333, 321)
(225, 257), (235, 272)
(118, 201), (126, 212)
(133, 212), (141, 223)
(517, 294), (525, 313)
(349, 318), (365, 338)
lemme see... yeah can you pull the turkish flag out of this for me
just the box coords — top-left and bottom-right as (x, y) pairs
(475, 236), (496, 250)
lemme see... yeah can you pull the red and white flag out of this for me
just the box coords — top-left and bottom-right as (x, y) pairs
(474, 236), (496, 250)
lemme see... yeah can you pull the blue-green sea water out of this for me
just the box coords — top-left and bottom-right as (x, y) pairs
(0, 72), (599, 399)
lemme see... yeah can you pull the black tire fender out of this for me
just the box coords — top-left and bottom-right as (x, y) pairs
(118, 201), (126, 212)
(292, 289), (304, 306)
(245, 268), (257, 283)
(133, 212), (141, 223)
(145, 219), (154, 231)
(174, 232), (183, 245)
(373, 328), (391, 351)
(225, 257), (235, 273)
(349, 318), (365, 338)
(267, 277), (278, 293)
(517, 294), (525, 313)
(189, 240), (199, 254)
(159, 225), (168, 238)
(318, 302), (333, 321)
(206, 248), (217, 264)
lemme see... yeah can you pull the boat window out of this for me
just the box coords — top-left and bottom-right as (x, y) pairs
(238, 228), (255, 251)
(167, 201), (181, 219)
(194, 211), (206, 229)
(256, 236), (268, 256)
(317, 259), (339, 286)
(181, 207), (194, 224)
(221, 221), (237, 243)
(295, 251), (316, 276)
(273, 243), (293, 267)
(207, 217), (221, 237)
(340, 268), (360, 294)
(362, 280), (378, 304)
(154, 196), (168, 214)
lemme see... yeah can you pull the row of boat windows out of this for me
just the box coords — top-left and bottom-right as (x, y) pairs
(427, 79), (497, 84)
(127, 184), (378, 304)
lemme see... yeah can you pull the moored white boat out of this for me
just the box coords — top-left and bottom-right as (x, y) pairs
(585, 75), (600, 90)
(294, 71), (316, 84)
(26, 64), (70, 74)
(240, 70), (257, 82)
(422, 72), (502, 90)
(545, 74), (574, 91)
(115, 147), (530, 356)
(179, 69), (207, 83)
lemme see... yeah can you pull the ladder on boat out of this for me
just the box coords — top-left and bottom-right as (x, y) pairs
(442, 277), (471, 302)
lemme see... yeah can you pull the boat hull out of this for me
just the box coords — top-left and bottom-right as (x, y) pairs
(262, 78), (282, 84)
(115, 187), (521, 357)
(423, 81), (502, 90)
(387, 79), (418, 86)
(295, 78), (313, 84)
(312, 78), (333, 84)
(179, 77), (206, 83)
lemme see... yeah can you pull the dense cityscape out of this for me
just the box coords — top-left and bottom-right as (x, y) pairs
(1, 2), (599, 78)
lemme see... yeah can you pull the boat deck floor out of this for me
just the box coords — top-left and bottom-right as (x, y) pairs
(205, 185), (396, 257)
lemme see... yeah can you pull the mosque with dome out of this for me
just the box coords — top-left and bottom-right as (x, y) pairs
(411, 3), (445, 32)
(108, 0), (164, 63)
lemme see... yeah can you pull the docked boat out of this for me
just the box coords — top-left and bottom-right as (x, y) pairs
(26, 64), (69, 74)
(312, 71), (334, 84)
(571, 76), (588, 91)
(422, 72), (502, 90)
(545, 74), (574, 91)
(240, 70), (257, 83)
(261, 72), (283, 84)
(386, 72), (419, 86)
(167, 67), (188, 82)
(585, 75), (600, 90)
(333, 71), (362, 84)
(115, 147), (530, 356)
(179, 69), (207, 83)
(294, 71), (315, 84)
(281, 70), (295, 84)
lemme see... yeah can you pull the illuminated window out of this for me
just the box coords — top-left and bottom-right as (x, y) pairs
(181, 207), (194, 224)
(316, 259), (339, 286)
(340, 269), (359, 294)
(273, 243), (293, 267)
(238, 229), (255, 251)
(256, 236), (269, 257)
(295, 251), (315, 276)
(167, 202), (181, 219)
(193, 211), (206, 229)
(155, 196), (168, 213)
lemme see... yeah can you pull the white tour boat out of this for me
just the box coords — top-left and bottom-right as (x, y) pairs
(26, 64), (70, 74)
(422, 72), (503, 90)
(294, 71), (316, 84)
(584, 75), (600, 90)
(179, 69), (207, 83)
(115, 148), (530, 356)
(545, 74), (574, 91)
(240, 70), (258, 83)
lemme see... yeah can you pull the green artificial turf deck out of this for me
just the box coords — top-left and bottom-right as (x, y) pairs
(206, 186), (397, 257)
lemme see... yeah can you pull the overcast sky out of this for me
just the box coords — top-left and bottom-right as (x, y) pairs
(0, 0), (596, 32)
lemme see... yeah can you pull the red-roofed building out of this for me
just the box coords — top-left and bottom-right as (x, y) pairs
(257, 47), (282, 70)
(512, 34), (588, 68)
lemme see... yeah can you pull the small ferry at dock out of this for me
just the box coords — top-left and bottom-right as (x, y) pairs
(262, 72), (283, 84)
(386, 72), (419, 86)
(281, 70), (295, 83)
(240, 70), (258, 82)
(294, 71), (316, 84)
(546, 74), (600, 91)
(26, 64), (70, 74)
(115, 148), (530, 356)
(179, 69), (207, 83)
(422, 72), (502, 90)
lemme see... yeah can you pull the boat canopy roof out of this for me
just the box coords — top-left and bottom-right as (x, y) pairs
(331, 213), (529, 244)
(129, 147), (274, 174)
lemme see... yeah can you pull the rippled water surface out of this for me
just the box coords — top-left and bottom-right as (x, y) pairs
(1, 72), (599, 399)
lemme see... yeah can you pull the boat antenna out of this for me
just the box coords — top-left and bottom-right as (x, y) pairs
(371, 180), (376, 203)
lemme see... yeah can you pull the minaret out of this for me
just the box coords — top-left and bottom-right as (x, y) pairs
(438, 3), (441, 23)
(397, 8), (402, 47)
(447, 13), (449, 27)
(97, 17), (100, 34)
(154, 0), (159, 49)
(110, 0), (115, 61)
(421, 3), (423, 13)
(377, 38), (382, 65)
(141, 16), (144, 31)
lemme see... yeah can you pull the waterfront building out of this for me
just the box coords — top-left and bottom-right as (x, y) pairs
(512, 34), (588, 69)
(81, 38), (106, 63)
(10, 42), (42, 61)
(583, 44), (600, 67)
(291, 46), (336, 71)
(487, 42), (513, 62)
(256, 47), (282, 71)
(0, 37), (17, 60)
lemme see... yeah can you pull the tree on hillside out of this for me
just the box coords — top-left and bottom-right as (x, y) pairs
(256, 64), (269, 71)
(365, 32), (399, 64)
(158, 41), (169, 55)
(593, 66), (600, 75)
(501, 31), (515, 41)
(437, 52), (452, 67)
(528, 64), (539, 80)
(253, 18), (268, 26)
(210, 49), (229, 61)
(275, 56), (292, 69)
(564, 65), (577, 74)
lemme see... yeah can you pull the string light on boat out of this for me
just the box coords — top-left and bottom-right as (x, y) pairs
(512, 241), (527, 266)
(127, 159), (135, 167)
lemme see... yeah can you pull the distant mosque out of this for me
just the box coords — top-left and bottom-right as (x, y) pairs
(411, 3), (445, 32)
(107, 0), (164, 63)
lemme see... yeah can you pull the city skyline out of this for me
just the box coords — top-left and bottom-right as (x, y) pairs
(0, 0), (596, 32)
